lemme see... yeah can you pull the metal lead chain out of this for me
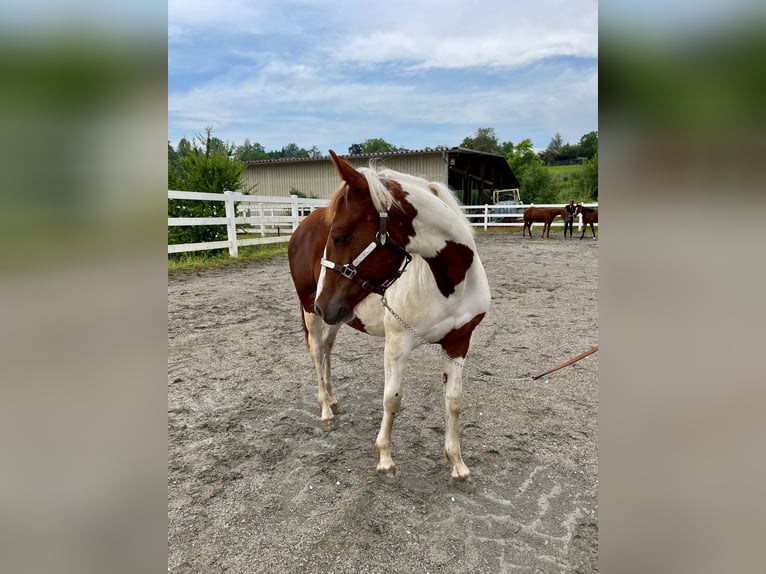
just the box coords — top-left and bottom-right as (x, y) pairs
(380, 296), (531, 382)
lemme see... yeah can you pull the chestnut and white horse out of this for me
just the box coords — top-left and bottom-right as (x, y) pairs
(287, 151), (490, 481)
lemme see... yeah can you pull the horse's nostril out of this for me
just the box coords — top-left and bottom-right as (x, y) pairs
(313, 304), (323, 318)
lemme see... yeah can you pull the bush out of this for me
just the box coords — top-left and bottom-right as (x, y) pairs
(168, 128), (247, 246)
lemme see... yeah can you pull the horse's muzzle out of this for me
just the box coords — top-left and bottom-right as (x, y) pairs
(314, 302), (352, 325)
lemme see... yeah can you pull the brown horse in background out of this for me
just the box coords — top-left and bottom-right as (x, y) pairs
(574, 204), (598, 239)
(522, 206), (571, 238)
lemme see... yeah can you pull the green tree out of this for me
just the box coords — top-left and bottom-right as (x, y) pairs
(499, 140), (515, 155)
(505, 138), (539, 175)
(266, 143), (309, 159)
(168, 142), (181, 189)
(347, 139), (407, 154)
(168, 127), (248, 247)
(460, 127), (501, 154)
(505, 138), (556, 203)
(519, 163), (556, 204)
(177, 137), (192, 157)
(539, 133), (564, 164)
(237, 139), (268, 161)
(578, 131), (598, 159)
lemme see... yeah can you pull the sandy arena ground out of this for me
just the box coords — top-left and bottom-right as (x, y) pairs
(168, 230), (598, 573)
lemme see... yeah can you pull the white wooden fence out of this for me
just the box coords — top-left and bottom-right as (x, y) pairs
(461, 203), (599, 231)
(168, 190), (597, 256)
(168, 190), (326, 257)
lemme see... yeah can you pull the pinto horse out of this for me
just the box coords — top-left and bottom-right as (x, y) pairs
(287, 151), (490, 481)
(574, 204), (598, 239)
(522, 206), (572, 238)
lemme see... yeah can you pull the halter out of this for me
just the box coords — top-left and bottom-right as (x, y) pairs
(320, 212), (412, 296)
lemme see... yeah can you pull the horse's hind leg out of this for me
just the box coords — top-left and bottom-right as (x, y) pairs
(439, 321), (483, 481)
(303, 309), (341, 420)
(441, 357), (470, 480)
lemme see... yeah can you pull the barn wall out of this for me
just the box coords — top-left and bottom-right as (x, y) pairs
(242, 153), (449, 199)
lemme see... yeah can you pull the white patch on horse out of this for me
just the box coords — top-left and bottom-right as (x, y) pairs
(315, 244), (328, 302)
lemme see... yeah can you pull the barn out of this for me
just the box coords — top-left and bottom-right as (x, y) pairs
(242, 147), (519, 205)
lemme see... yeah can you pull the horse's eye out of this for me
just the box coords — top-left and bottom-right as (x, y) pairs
(333, 233), (351, 245)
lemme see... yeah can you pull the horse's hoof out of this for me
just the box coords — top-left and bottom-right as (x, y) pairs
(320, 418), (338, 432)
(450, 474), (475, 492)
(378, 473), (399, 485)
(376, 465), (398, 483)
(451, 469), (471, 482)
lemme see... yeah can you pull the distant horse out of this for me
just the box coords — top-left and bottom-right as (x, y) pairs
(288, 150), (490, 481)
(574, 204), (598, 239)
(522, 206), (572, 238)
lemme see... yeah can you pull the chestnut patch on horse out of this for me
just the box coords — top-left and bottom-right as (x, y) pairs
(386, 180), (418, 244)
(439, 313), (486, 359)
(347, 316), (367, 333)
(425, 241), (474, 298)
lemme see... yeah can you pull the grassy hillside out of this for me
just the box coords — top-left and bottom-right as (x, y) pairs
(545, 163), (593, 203)
(547, 164), (584, 177)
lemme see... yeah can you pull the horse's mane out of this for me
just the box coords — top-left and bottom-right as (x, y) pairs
(365, 164), (473, 236)
(325, 163), (398, 224)
(325, 163), (473, 237)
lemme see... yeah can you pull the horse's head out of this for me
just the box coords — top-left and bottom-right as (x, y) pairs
(574, 203), (583, 217)
(313, 150), (413, 325)
(561, 208), (572, 222)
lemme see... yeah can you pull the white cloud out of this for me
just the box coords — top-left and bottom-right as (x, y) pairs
(168, 1), (598, 151)
(332, 3), (597, 69)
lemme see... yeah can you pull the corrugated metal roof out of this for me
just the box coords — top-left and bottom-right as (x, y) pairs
(241, 146), (506, 166)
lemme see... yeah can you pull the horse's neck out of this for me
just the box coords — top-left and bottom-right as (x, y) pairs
(404, 195), (475, 258)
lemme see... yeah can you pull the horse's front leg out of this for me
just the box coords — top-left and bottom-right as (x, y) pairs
(303, 310), (341, 421)
(373, 335), (412, 476)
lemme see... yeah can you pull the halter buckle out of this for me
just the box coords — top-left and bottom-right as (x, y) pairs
(340, 264), (357, 279)
(377, 212), (388, 245)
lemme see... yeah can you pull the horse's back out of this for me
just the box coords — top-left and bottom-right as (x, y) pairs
(288, 208), (329, 313)
(577, 206), (598, 223)
(524, 206), (557, 222)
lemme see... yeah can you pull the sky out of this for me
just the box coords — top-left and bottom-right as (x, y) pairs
(168, 0), (598, 154)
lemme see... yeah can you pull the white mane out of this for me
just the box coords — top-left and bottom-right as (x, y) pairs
(357, 165), (474, 237)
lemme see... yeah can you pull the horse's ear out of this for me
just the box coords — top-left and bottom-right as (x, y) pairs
(329, 150), (368, 192)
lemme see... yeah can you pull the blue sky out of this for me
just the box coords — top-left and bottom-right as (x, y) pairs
(168, 0), (598, 154)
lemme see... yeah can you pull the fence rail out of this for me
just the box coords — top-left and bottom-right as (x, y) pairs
(168, 190), (597, 256)
(168, 191), (326, 256)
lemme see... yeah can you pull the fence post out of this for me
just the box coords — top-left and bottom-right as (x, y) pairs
(291, 195), (299, 231)
(258, 203), (265, 237)
(484, 204), (489, 231)
(224, 191), (239, 257)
